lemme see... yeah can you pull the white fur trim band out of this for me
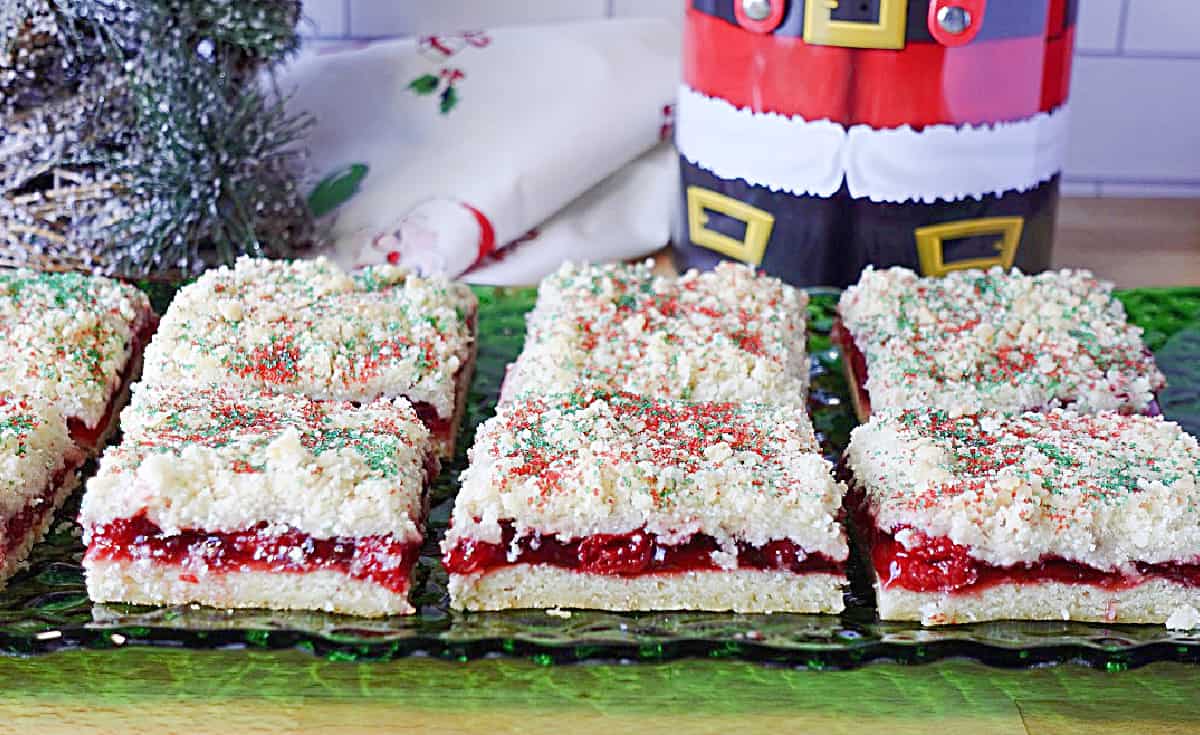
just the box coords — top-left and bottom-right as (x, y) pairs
(676, 85), (1070, 204)
(676, 85), (847, 198)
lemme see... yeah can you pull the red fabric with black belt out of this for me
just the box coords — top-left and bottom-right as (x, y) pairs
(684, 4), (1075, 128)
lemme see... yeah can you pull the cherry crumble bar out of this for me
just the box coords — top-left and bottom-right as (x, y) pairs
(0, 268), (157, 453)
(847, 408), (1200, 626)
(835, 266), (1165, 421)
(80, 385), (438, 617)
(501, 261), (810, 407)
(140, 257), (477, 457)
(0, 394), (83, 588)
(443, 390), (848, 613)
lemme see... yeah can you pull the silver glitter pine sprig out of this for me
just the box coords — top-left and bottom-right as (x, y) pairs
(1, 0), (313, 278)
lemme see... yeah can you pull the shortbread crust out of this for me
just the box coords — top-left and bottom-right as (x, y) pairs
(85, 561), (416, 617)
(450, 566), (846, 614)
(872, 576), (1200, 627)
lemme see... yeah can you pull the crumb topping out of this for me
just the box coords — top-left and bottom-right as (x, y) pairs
(445, 390), (847, 563)
(80, 385), (433, 540)
(0, 269), (153, 428)
(502, 261), (809, 406)
(838, 266), (1165, 414)
(848, 409), (1200, 569)
(141, 257), (476, 419)
(0, 392), (74, 519)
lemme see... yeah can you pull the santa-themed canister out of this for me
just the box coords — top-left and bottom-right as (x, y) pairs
(673, 0), (1076, 287)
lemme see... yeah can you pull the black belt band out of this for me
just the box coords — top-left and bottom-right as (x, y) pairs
(676, 156), (1060, 288)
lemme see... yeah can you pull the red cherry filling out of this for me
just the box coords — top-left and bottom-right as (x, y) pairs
(407, 400), (452, 443)
(579, 532), (654, 575)
(831, 319), (872, 417)
(443, 521), (845, 578)
(849, 489), (1200, 593)
(86, 513), (422, 594)
(877, 528), (979, 592)
(2, 462), (76, 563)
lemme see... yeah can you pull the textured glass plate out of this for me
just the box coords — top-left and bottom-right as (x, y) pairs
(3, 285), (1200, 670)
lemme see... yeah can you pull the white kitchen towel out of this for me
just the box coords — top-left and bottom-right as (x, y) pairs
(280, 20), (681, 279)
(462, 142), (679, 286)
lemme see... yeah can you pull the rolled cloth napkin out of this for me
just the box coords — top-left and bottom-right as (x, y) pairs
(281, 20), (681, 283)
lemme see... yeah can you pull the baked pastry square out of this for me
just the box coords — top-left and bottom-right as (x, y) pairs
(443, 390), (848, 613)
(80, 386), (437, 617)
(0, 394), (83, 587)
(501, 261), (809, 407)
(847, 408), (1200, 626)
(835, 266), (1165, 421)
(141, 257), (476, 457)
(0, 269), (156, 452)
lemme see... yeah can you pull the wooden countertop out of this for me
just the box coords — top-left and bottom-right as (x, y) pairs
(2, 198), (1198, 734)
(1051, 198), (1200, 287)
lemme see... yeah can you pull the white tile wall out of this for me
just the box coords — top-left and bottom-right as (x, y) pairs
(301, 0), (345, 37)
(1060, 181), (1102, 197)
(300, 0), (1200, 197)
(1124, 0), (1200, 55)
(346, 0), (607, 37)
(1099, 182), (1200, 197)
(1074, 0), (1124, 53)
(612, 0), (685, 21)
(1066, 57), (1200, 181)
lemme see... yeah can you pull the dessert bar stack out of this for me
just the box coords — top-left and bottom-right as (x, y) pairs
(445, 262), (849, 613)
(80, 258), (477, 616)
(81, 387), (434, 616)
(847, 409), (1200, 626)
(0, 270), (155, 588)
(837, 267), (1196, 626)
(10, 254), (1190, 627)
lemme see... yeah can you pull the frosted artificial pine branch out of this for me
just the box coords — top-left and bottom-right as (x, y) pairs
(0, 0), (313, 277)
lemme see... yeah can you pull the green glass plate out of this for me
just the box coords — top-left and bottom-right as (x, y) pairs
(2, 285), (1199, 670)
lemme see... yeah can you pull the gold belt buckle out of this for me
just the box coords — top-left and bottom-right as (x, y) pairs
(685, 186), (775, 266)
(803, 0), (908, 49)
(914, 216), (1025, 277)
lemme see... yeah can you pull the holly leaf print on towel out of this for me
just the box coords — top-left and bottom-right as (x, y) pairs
(308, 163), (369, 218)
(409, 68), (464, 114)
(408, 74), (439, 95)
(439, 85), (459, 114)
